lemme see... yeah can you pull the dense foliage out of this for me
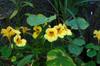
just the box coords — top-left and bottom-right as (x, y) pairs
(0, 0), (100, 66)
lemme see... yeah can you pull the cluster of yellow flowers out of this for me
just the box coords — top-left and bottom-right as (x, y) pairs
(44, 23), (72, 42)
(0, 26), (42, 47)
(1, 24), (99, 47)
(1, 26), (27, 47)
(93, 30), (100, 41)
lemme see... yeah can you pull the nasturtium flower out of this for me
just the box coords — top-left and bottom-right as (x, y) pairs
(44, 27), (58, 42)
(93, 30), (100, 41)
(20, 26), (30, 34)
(33, 26), (42, 32)
(33, 32), (40, 39)
(54, 23), (72, 38)
(14, 29), (21, 35)
(65, 28), (72, 35)
(14, 34), (27, 47)
(1, 26), (20, 40)
(32, 26), (42, 39)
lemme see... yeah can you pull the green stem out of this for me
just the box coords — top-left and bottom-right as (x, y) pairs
(42, 38), (46, 47)
(98, 40), (100, 45)
(50, 42), (53, 49)
(47, 0), (59, 14)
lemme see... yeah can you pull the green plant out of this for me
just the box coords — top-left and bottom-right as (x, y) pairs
(0, 0), (100, 66)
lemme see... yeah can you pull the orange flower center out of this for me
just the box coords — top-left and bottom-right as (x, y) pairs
(16, 38), (22, 44)
(48, 31), (55, 36)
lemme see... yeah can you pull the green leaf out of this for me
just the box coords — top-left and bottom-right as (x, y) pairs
(66, 17), (89, 30)
(67, 7), (78, 17)
(68, 44), (83, 56)
(47, 48), (76, 66)
(10, 0), (17, 4)
(96, 51), (100, 64)
(47, 15), (56, 22)
(84, 61), (96, 66)
(9, 9), (18, 19)
(87, 49), (97, 58)
(86, 43), (95, 49)
(27, 14), (56, 26)
(72, 38), (85, 46)
(22, 1), (34, 8)
(86, 43), (100, 51)
(75, 58), (85, 66)
(17, 55), (33, 66)
(0, 46), (12, 58)
(93, 46), (100, 51)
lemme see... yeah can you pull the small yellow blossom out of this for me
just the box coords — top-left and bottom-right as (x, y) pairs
(33, 32), (40, 39)
(20, 26), (30, 34)
(32, 26), (42, 39)
(65, 28), (72, 35)
(14, 35), (27, 47)
(13, 29), (21, 35)
(54, 23), (72, 38)
(44, 28), (58, 42)
(1, 26), (20, 40)
(93, 30), (100, 41)
(11, 56), (16, 62)
(33, 26), (42, 32)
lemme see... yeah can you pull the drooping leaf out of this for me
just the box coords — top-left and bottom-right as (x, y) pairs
(9, 9), (18, 19)
(47, 48), (76, 66)
(47, 15), (56, 22)
(22, 1), (34, 8)
(17, 55), (33, 66)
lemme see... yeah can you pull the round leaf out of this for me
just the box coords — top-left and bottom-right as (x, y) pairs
(66, 17), (89, 30)
(47, 48), (76, 66)
(68, 44), (83, 56)
(0, 46), (12, 58)
(27, 14), (56, 26)
(87, 49), (97, 58)
(72, 38), (85, 46)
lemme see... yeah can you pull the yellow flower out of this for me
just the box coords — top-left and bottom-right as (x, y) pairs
(13, 29), (21, 35)
(93, 30), (100, 41)
(33, 32), (40, 39)
(20, 26), (30, 34)
(14, 35), (27, 47)
(54, 23), (72, 38)
(32, 26), (42, 39)
(33, 26), (42, 32)
(44, 28), (58, 42)
(1, 26), (20, 40)
(63, 24), (72, 36)
(65, 28), (72, 35)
